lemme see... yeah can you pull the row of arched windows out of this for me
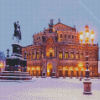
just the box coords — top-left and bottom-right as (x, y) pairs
(59, 51), (84, 59)
(27, 51), (43, 59)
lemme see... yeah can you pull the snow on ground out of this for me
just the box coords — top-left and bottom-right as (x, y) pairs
(0, 77), (100, 100)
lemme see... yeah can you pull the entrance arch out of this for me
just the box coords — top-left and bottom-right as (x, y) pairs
(47, 63), (52, 77)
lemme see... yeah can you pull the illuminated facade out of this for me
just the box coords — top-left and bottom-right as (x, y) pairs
(22, 19), (99, 77)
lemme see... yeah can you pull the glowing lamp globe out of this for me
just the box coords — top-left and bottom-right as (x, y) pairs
(80, 31), (83, 42)
(90, 31), (94, 40)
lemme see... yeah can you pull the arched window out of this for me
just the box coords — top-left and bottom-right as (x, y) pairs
(65, 51), (68, 59)
(29, 53), (31, 59)
(80, 52), (83, 59)
(72, 35), (74, 39)
(68, 35), (70, 39)
(76, 51), (79, 59)
(36, 51), (39, 59)
(27, 54), (28, 59)
(60, 34), (62, 38)
(32, 52), (35, 59)
(59, 51), (62, 59)
(71, 51), (74, 59)
(41, 51), (43, 58)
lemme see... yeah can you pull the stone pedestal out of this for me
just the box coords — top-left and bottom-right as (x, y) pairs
(56, 73), (59, 78)
(83, 78), (92, 94)
(79, 77), (82, 81)
(51, 69), (56, 78)
(41, 69), (46, 78)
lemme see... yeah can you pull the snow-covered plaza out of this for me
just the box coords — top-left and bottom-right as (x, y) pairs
(0, 77), (100, 100)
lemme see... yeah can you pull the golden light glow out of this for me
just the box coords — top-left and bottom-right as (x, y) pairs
(59, 52), (62, 59)
(75, 67), (78, 71)
(80, 31), (83, 41)
(47, 63), (52, 76)
(90, 31), (94, 40)
(27, 67), (30, 70)
(47, 70), (50, 72)
(32, 68), (34, 70)
(81, 68), (84, 71)
(86, 32), (89, 38)
(69, 67), (73, 71)
(63, 67), (65, 70)
(0, 63), (3, 68)
(78, 63), (83, 67)
(46, 47), (54, 57)
(36, 67), (39, 70)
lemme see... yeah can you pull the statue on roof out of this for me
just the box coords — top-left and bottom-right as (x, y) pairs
(48, 19), (54, 33)
(58, 18), (61, 23)
(13, 21), (22, 42)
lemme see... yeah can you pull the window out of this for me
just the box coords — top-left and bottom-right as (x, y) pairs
(59, 52), (62, 59)
(32, 52), (35, 59)
(80, 52), (83, 59)
(68, 35), (70, 39)
(36, 52), (39, 59)
(60, 34), (62, 38)
(72, 35), (74, 39)
(65, 52), (68, 59)
(76, 51), (79, 59)
(65, 35), (66, 38)
(41, 51), (43, 58)
(27, 54), (28, 59)
(71, 51), (74, 59)
(29, 53), (31, 59)
(50, 53), (53, 57)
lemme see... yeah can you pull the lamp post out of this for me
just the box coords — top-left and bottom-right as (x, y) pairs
(0, 62), (3, 75)
(79, 25), (95, 94)
(32, 68), (34, 77)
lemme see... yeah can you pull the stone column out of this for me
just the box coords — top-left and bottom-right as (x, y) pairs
(31, 50), (32, 59)
(43, 45), (46, 58)
(74, 50), (76, 59)
(57, 47), (59, 58)
(63, 49), (65, 59)
(35, 49), (36, 59)
(68, 50), (70, 59)
(54, 46), (57, 57)
(39, 49), (41, 59)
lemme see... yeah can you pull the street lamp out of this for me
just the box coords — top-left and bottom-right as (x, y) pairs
(0, 62), (3, 75)
(32, 68), (34, 77)
(79, 25), (95, 94)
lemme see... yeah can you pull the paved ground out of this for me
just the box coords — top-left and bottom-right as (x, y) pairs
(0, 77), (100, 100)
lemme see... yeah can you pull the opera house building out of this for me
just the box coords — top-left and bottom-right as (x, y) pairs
(22, 19), (99, 77)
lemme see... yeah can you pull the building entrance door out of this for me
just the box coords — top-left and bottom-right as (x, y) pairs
(47, 63), (52, 77)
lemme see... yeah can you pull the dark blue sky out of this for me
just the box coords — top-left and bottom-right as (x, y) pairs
(0, 0), (100, 58)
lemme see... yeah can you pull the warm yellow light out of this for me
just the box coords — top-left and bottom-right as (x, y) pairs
(75, 67), (78, 71)
(27, 67), (30, 70)
(0, 63), (3, 68)
(63, 67), (65, 70)
(81, 68), (84, 71)
(32, 68), (34, 70)
(69, 67), (73, 71)
(78, 63), (83, 67)
(85, 32), (89, 38)
(90, 31), (94, 40)
(80, 31), (83, 41)
(36, 67), (39, 70)
(47, 70), (50, 72)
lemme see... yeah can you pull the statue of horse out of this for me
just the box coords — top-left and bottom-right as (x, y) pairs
(13, 21), (21, 42)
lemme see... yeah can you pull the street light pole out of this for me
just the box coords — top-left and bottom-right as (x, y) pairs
(79, 25), (94, 94)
